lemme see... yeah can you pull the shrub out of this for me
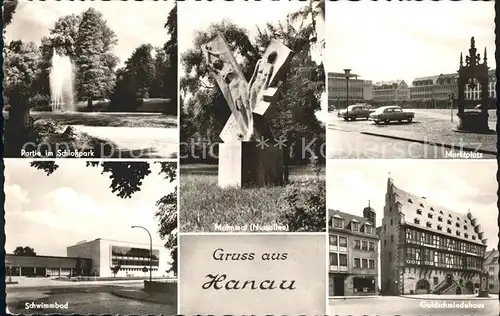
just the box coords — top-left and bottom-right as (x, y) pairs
(29, 94), (51, 110)
(279, 178), (326, 232)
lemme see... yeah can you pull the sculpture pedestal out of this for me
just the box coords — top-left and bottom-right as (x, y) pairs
(455, 111), (492, 133)
(218, 142), (283, 188)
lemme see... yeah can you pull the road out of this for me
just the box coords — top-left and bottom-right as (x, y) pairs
(328, 296), (498, 316)
(7, 283), (176, 315)
(326, 129), (495, 159)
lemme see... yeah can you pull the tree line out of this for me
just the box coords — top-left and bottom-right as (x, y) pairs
(3, 4), (177, 114)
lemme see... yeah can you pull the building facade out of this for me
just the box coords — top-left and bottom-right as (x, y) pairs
(379, 177), (487, 296)
(328, 72), (372, 107)
(329, 208), (379, 297)
(67, 238), (168, 277)
(5, 254), (92, 277)
(372, 80), (410, 103)
(410, 73), (458, 102)
(484, 249), (499, 294)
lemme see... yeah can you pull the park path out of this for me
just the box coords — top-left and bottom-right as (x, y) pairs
(73, 125), (178, 158)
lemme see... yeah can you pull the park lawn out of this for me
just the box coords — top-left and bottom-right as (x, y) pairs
(179, 165), (325, 232)
(31, 112), (177, 128)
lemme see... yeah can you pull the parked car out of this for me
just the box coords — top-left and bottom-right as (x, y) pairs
(337, 104), (373, 120)
(369, 105), (415, 124)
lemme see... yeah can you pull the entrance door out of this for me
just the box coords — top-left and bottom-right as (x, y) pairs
(333, 276), (345, 296)
(446, 274), (453, 285)
(456, 287), (462, 294)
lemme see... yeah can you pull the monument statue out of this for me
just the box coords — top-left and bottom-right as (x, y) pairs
(203, 33), (294, 188)
(455, 37), (493, 134)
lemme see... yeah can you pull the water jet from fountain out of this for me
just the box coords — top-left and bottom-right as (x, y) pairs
(49, 49), (76, 112)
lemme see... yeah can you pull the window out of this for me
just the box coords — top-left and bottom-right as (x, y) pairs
(449, 214), (452, 218)
(447, 220), (452, 225)
(329, 253), (338, 265)
(428, 213), (433, 219)
(433, 277), (439, 285)
(456, 223), (460, 228)
(419, 203), (424, 207)
(354, 258), (361, 268)
(369, 242), (375, 251)
(456, 231), (461, 236)
(464, 225), (467, 230)
(447, 228), (452, 233)
(439, 211), (443, 215)
(438, 216), (443, 222)
(330, 235), (337, 245)
(414, 218), (420, 224)
(457, 217), (460, 221)
(354, 240), (361, 249)
(416, 209), (422, 215)
(389, 252), (392, 261)
(369, 259), (375, 269)
(365, 225), (373, 234)
(437, 225), (442, 231)
(426, 222), (432, 228)
(339, 254), (348, 266)
(408, 198), (413, 203)
(362, 259), (368, 268)
(352, 222), (359, 232)
(339, 236), (348, 247)
(430, 207), (434, 211)
(384, 239), (387, 246)
(362, 241), (368, 250)
(472, 235), (476, 240)
(391, 235), (394, 242)
(464, 233), (469, 238)
(333, 217), (344, 228)
(390, 219), (393, 226)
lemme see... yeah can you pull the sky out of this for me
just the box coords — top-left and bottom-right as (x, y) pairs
(326, 160), (498, 251)
(5, 0), (174, 67)
(326, 1), (495, 84)
(5, 160), (177, 259)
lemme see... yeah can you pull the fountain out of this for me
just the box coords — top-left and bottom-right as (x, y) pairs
(49, 49), (76, 112)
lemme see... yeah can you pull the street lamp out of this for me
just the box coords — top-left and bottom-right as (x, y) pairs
(449, 93), (454, 123)
(344, 69), (351, 121)
(131, 225), (152, 282)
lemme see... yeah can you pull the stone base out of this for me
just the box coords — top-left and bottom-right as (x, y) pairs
(477, 290), (489, 298)
(218, 142), (283, 188)
(455, 111), (492, 134)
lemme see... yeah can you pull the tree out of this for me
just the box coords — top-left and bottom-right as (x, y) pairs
(30, 161), (178, 275)
(110, 44), (156, 111)
(74, 8), (118, 109)
(13, 246), (37, 256)
(2, 0), (18, 29)
(163, 4), (178, 115)
(3, 40), (43, 156)
(149, 48), (168, 98)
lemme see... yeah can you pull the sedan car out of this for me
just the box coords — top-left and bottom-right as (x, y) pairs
(338, 104), (373, 120)
(369, 105), (414, 124)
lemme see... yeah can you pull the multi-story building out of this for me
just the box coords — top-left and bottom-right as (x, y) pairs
(379, 177), (487, 296)
(372, 80), (410, 103)
(5, 238), (169, 279)
(410, 73), (458, 102)
(67, 238), (168, 277)
(484, 249), (499, 294)
(328, 207), (379, 297)
(328, 72), (372, 107)
(464, 69), (496, 101)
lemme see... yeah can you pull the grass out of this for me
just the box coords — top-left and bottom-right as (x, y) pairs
(179, 164), (325, 232)
(31, 112), (177, 128)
